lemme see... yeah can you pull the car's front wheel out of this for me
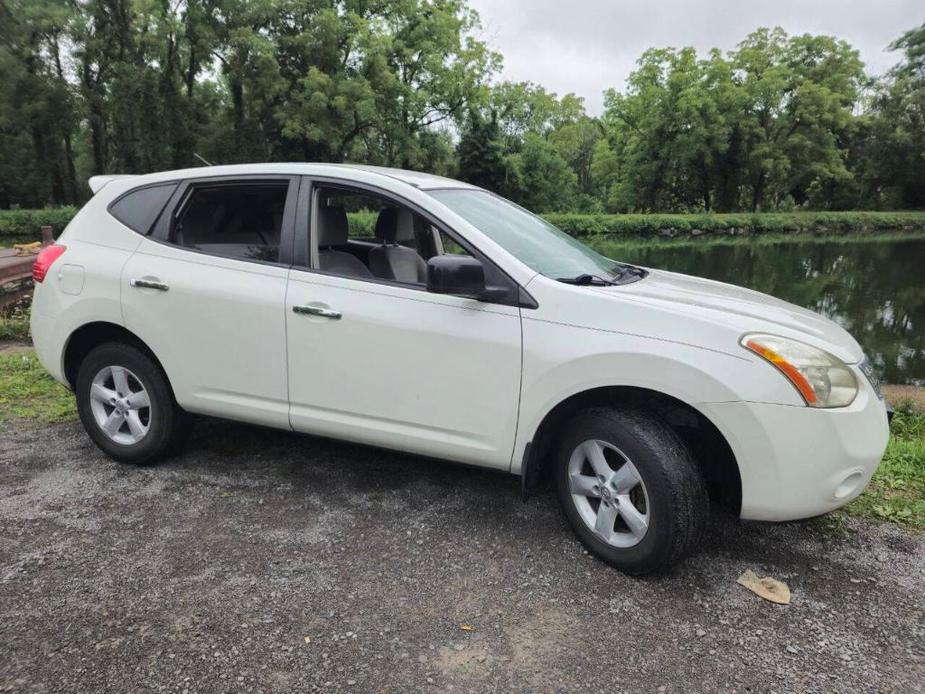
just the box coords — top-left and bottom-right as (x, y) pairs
(555, 406), (709, 574)
(76, 342), (187, 464)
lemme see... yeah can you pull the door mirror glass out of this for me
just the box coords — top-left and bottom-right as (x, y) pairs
(426, 255), (486, 298)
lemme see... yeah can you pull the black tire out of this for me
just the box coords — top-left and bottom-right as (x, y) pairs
(554, 406), (708, 575)
(75, 342), (188, 465)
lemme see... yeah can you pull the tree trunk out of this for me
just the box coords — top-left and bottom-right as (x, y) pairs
(751, 172), (765, 212)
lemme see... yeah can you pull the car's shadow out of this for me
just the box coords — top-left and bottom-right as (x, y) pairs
(139, 416), (893, 581)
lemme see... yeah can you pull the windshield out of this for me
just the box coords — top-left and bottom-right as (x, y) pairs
(428, 189), (622, 280)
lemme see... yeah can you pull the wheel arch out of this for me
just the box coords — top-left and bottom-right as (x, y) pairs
(520, 385), (742, 514)
(63, 322), (174, 396)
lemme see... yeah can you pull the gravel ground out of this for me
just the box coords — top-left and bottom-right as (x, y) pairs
(1, 419), (923, 694)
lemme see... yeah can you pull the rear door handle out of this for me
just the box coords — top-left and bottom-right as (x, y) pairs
(293, 304), (341, 319)
(130, 278), (169, 291)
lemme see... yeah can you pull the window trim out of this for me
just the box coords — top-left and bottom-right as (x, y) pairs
(149, 174), (299, 269)
(294, 175), (536, 308)
(106, 181), (179, 235)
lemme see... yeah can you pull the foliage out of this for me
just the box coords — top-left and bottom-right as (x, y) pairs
(853, 24), (925, 210)
(4, 207), (925, 244)
(542, 211), (925, 237)
(0, 351), (75, 423)
(0, 296), (30, 340)
(846, 403), (925, 529)
(456, 110), (512, 193)
(0, 3), (923, 215)
(0, 206), (77, 240)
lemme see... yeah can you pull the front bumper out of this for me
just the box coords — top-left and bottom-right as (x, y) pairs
(699, 378), (890, 521)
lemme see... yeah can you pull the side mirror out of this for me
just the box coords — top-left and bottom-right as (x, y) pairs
(427, 255), (486, 298)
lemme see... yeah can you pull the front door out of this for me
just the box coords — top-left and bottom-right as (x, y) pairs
(285, 180), (523, 469)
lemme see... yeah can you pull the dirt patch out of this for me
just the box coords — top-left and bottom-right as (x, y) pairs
(0, 339), (31, 354)
(884, 383), (925, 411)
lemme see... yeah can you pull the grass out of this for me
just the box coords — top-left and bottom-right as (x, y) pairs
(543, 210), (925, 238)
(0, 350), (76, 423)
(843, 403), (925, 529)
(0, 297), (31, 340)
(0, 344), (921, 529)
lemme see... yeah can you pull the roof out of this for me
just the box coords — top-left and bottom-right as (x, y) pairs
(88, 163), (477, 194)
(326, 164), (476, 190)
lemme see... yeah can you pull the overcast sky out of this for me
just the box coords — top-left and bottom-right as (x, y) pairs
(467, 0), (923, 114)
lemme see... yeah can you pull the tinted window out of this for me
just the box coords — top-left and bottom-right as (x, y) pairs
(110, 183), (177, 234)
(173, 183), (288, 263)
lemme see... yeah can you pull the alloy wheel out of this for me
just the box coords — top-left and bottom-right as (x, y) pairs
(88, 365), (151, 445)
(567, 439), (650, 548)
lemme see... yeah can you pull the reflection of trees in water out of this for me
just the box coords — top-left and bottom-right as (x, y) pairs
(621, 240), (925, 385)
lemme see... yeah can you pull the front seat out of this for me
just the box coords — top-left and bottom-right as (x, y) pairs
(368, 207), (427, 283)
(317, 205), (373, 278)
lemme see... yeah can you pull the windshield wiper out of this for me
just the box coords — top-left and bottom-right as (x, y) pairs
(556, 273), (616, 286)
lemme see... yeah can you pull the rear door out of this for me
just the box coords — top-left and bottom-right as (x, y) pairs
(285, 178), (524, 469)
(120, 174), (297, 428)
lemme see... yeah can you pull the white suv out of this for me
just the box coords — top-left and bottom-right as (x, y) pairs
(30, 164), (890, 574)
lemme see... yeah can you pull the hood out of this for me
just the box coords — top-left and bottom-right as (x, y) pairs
(597, 268), (865, 364)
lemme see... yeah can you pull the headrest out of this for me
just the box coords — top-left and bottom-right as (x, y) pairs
(374, 207), (416, 244)
(317, 205), (348, 247)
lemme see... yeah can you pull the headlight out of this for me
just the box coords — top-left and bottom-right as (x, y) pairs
(740, 333), (858, 408)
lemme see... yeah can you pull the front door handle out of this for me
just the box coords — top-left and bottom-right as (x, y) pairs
(130, 278), (169, 291)
(293, 304), (342, 319)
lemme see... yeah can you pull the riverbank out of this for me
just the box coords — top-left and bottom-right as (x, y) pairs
(545, 210), (925, 239)
(3, 207), (925, 244)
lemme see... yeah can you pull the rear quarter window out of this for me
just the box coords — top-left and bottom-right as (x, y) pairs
(109, 183), (178, 235)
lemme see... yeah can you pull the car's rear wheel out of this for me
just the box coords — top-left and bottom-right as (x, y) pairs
(76, 342), (187, 464)
(554, 406), (708, 574)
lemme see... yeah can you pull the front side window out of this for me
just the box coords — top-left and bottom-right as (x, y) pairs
(172, 183), (288, 263)
(312, 186), (444, 284)
(428, 189), (622, 281)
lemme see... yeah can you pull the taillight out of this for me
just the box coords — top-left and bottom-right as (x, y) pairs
(32, 244), (66, 283)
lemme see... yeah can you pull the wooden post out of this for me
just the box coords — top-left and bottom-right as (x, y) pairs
(41, 225), (54, 246)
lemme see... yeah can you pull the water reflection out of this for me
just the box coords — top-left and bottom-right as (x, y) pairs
(591, 237), (925, 386)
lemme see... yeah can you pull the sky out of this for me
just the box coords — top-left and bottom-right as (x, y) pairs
(467, 0), (923, 115)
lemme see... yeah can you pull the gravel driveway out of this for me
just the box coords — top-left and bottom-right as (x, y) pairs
(1, 419), (922, 693)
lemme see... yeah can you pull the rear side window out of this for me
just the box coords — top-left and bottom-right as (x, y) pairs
(109, 183), (177, 234)
(172, 183), (288, 263)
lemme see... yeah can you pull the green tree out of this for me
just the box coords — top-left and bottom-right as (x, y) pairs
(732, 28), (865, 210)
(507, 133), (578, 212)
(0, 0), (78, 206)
(456, 109), (511, 192)
(858, 23), (925, 208)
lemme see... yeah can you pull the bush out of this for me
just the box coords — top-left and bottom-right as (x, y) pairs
(0, 207), (78, 241)
(3, 207), (925, 243)
(541, 211), (925, 238)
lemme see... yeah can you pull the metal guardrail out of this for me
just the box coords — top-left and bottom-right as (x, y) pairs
(0, 225), (54, 285)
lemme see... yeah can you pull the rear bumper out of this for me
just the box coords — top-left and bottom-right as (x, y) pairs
(30, 285), (68, 385)
(699, 378), (890, 521)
